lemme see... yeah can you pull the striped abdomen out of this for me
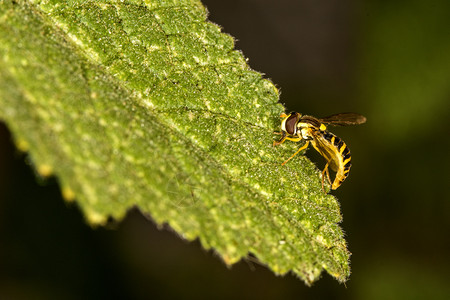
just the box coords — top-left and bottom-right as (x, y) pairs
(321, 131), (352, 189)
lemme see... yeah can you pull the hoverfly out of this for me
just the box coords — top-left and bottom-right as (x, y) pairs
(274, 112), (366, 191)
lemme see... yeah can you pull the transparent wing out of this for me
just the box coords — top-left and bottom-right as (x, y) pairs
(309, 130), (340, 172)
(309, 130), (334, 160)
(319, 113), (366, 126)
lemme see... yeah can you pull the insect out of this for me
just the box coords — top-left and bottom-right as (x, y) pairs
(273, 112), (366, 191)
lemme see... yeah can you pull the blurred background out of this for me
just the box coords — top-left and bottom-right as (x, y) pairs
(1, 0), (449, 298)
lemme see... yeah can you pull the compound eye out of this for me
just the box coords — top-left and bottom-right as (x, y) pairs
(285, 114), (299, 135)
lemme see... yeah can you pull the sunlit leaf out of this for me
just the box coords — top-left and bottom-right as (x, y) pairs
(0, 0), (350, 284)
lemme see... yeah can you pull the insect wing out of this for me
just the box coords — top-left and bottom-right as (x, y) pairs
(319, 113), (366, 126)
(309, 130), (337, 163)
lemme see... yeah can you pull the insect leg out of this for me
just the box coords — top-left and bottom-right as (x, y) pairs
(273, 134), (287, 146)
(281, 141), (310, 166)
(321, 161), (332, 193)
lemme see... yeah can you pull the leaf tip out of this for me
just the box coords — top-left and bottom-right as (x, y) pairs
(62, 186), (76, 202)
(85, 209), (108, 225)
(37, 164), (53, 177)
(15, 138), (29, 152)
(221, 253), (241, 266)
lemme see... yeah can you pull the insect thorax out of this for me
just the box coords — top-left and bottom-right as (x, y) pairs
(298, 127), (315, 140)
(297, 118), (326, 141)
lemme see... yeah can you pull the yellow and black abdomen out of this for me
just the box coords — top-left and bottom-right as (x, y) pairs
(312, 131), (352, 190)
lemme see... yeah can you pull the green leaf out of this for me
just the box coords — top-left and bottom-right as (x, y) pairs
(0, 0), (350, 284)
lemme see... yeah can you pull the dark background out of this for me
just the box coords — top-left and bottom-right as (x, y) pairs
(1, 0), (449, 299)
